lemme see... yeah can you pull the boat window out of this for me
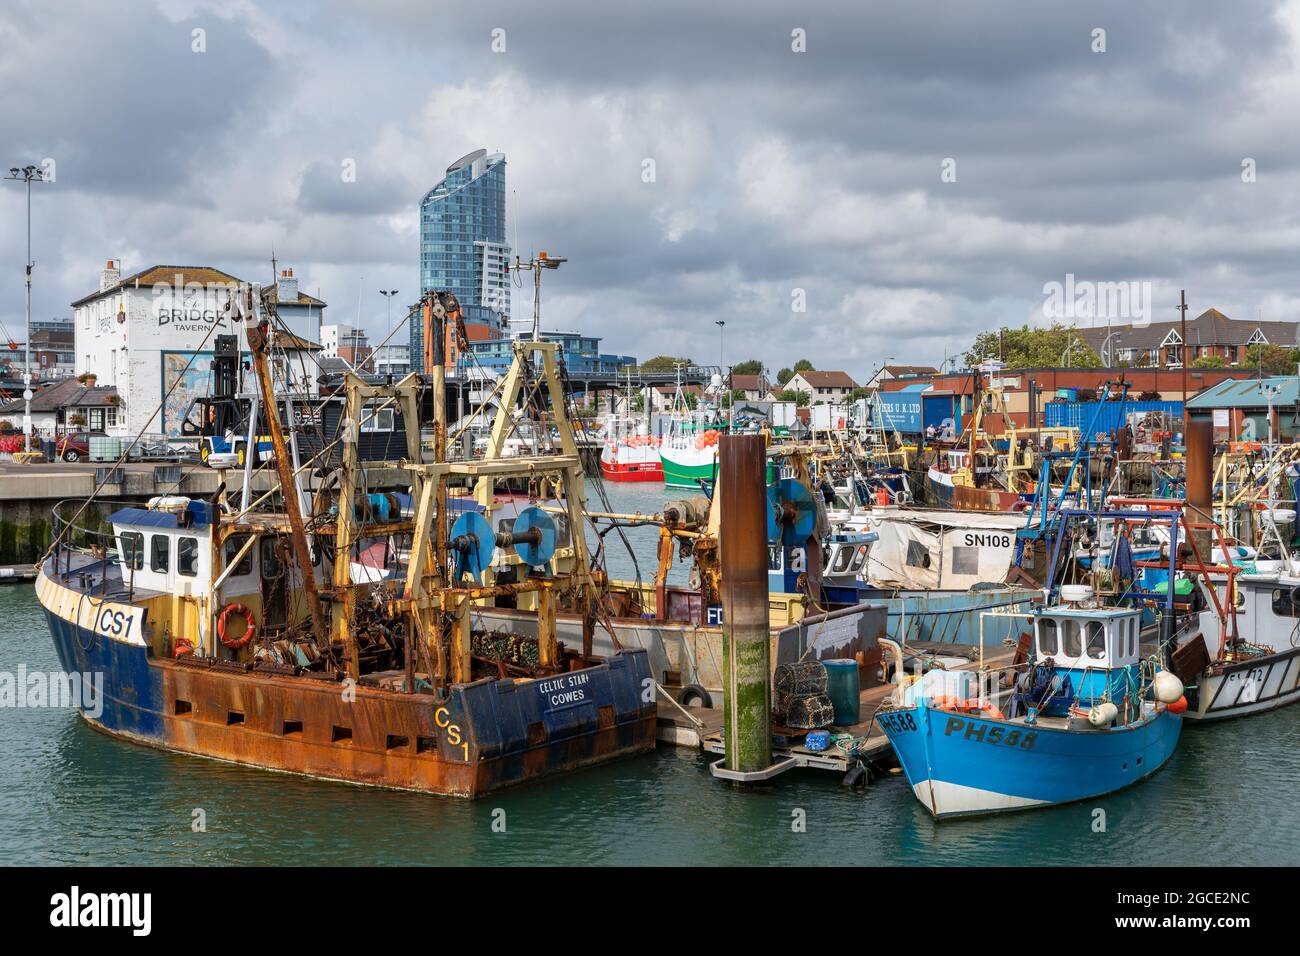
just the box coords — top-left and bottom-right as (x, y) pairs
(831, 546), (853, 573)
(950, 546), (979, 576)
(261, 537), (283, 580)
(1085, 621), (1106, 660)
(849, 545), (868, 572)
(1128, 619), (1137, 657)
(1038, 618), (1058, 655)
(119, 531), (144, 570)
(222, 534), (255, 577)
(1271, 588), (1300, 618)
(905, 540), (931, 569)
(361, 403), (395, 432)
(1061, 619), (1082, 657)
(177, 537), (199, 577)
(150, 534), (170, 573)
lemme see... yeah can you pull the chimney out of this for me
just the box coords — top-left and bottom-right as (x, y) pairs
(100, 259), (120, 292)
(277, 267), (298, 303)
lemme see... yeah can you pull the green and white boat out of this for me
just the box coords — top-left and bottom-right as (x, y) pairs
(661, 426), (720, 489)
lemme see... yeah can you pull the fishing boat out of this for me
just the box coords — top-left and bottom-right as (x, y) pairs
(879, 597), (1184, 818)
(599, 414), (663, 482)
(1170, 566), (1300, 720)
(658, 369), (726, 489)
(661, 417), (721, 489)
(35, 285), (656, 798)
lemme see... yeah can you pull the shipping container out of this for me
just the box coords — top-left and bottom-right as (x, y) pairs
(874, 384), (926, 434)
(1043, 399), (1183, 438)
(922, 394), (957, 435)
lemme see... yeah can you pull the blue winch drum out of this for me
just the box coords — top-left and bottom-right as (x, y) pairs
(513, 506), (557, 566)
(823, 658), (861, 726)
(449, 510), (496, 582)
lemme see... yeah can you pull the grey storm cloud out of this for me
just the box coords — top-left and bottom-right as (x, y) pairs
(2, 0), (1300, 375)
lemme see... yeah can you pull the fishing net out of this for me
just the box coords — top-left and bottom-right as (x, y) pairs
(472, 630), (540, 670)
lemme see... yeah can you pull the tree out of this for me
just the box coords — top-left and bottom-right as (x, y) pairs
(1243, 343), (1300, 375)
(777, 389), (810, 407)
(849, 387), (870, 401)
(639, 355), (693, 372)
(964, 323), (1101, 368)
(731, 359), (762, 376)
(793, 358), (815, 372)
(719, 389), (748, 409)
(1191, 355), (1226, 369)
(776, 367), (794, 386)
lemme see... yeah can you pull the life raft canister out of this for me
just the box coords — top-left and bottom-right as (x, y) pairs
(217, 603), (257, 649)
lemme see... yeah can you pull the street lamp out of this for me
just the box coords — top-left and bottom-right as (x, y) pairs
(378, 289), (399, 373)
(4, 163), (50, 453)
(1101, 331), (1122, 367)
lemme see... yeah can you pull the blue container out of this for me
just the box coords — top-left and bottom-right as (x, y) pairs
(823, 659), (861, 726)
(805, 730), (831, 752)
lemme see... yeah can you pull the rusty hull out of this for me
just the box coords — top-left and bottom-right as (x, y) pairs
(144, 660), (654, 798)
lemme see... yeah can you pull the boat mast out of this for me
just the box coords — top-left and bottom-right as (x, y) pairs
(240, 287), (331, 662)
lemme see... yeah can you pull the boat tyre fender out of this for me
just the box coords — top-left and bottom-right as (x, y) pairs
(678, 683), (713, 709)
(218, 603), (257, 649)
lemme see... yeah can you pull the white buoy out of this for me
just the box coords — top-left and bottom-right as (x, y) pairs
(1153, 670), (1184, 704)
(1088, 701), (1118, 727)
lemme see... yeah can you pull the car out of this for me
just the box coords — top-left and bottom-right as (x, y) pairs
(55, 430), (106, 463)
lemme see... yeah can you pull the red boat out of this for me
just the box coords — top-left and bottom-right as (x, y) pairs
(600, 438), (664, 482)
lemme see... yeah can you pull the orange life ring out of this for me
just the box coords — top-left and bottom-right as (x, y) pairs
(218, 603), (257, 649)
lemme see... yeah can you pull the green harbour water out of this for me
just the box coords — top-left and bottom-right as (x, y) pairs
(2, 481), (1298, 866)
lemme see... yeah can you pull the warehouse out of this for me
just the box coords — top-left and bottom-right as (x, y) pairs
(1185, 376), (1300, 444)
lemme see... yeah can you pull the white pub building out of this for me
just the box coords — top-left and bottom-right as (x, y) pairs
(71, 262), (326, 439)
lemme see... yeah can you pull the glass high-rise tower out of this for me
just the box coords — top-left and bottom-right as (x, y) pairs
(412, 149), (510, 371)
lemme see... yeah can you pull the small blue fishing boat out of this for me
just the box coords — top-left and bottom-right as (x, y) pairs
(879, 602), (1184, 818)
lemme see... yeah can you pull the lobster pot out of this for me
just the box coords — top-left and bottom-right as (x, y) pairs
(784, 694), (835, 730)
(775, 661), (828, 697)
(774, 661), (829, 718)
(823, 658), (861, 726)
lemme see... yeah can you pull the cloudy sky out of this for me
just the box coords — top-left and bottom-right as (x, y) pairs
(4, 0), (1300, 378)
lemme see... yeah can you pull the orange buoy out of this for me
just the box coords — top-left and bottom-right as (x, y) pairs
(1168, 695), (1188, 714)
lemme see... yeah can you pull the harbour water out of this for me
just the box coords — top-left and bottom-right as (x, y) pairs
(2, 481), (1298, 865)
